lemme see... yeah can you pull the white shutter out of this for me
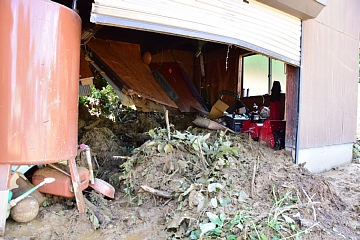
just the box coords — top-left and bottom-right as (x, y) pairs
(91, 0), (301, 66)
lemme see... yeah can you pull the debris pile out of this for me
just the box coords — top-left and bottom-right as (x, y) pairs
(119, 126), (355, 239)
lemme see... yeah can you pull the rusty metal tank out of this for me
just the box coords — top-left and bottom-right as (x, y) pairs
(0, 0), (81, 164)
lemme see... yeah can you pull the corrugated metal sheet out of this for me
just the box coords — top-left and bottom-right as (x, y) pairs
(298, 0), (360, 149)
(79, 84), (91, 97)
(90, 0), (301, 66)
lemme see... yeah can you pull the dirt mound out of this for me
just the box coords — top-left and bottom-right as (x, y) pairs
(4, 119), (360, 240)
(119, 127), (357, 239)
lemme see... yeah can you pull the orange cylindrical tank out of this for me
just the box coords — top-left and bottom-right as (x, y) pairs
(0, 0), (81, 164)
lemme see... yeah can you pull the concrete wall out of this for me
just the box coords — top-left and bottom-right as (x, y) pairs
(298, 0), (360, 172)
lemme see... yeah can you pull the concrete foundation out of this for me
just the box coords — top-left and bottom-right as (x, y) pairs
(297, 143), (353, 173)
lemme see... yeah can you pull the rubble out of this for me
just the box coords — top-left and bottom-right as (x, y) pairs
(4, 114), (360, 239)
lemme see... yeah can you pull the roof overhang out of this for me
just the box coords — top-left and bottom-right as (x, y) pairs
(256, 0), (326, 20)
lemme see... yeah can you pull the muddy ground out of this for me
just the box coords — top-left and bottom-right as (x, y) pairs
(4, 108), (360, 240)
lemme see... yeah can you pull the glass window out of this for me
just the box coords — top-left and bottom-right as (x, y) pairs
(271, 59), (286, 93)
(243, 54), (286, 96)
(243, 55), (268, 96)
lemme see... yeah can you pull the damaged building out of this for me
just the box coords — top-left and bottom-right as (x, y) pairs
(75, 0), (360, 173)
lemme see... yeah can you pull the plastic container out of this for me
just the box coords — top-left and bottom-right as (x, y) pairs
(32, 167), (89, 198)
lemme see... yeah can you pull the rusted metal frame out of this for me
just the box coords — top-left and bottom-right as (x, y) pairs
(0, 164), (11, 237)
(68, 159), (85, 214)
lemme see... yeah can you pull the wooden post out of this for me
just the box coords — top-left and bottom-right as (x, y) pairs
(68, 159), (85, 214)
(0, 164), (11, 237)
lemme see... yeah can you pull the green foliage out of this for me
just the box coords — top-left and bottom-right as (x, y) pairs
(79, 84), (132, 121)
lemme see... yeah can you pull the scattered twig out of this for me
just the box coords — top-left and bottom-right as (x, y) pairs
(113, 156), (131, 159)
(84, 198), (112, 229)
(283, 222), (319, 239)
(278, 201), (321, 212)
(251, 159), (258, 198)
(93, 156), (100, 169)
(244, 201), (321, 230)
(165, 109), (171, 142)
(165, 168), (179, 179)
(141, 185), (173, 199)
(252, 221), (261, 240)
(302, 188), (317, 221)
(162, 198), (172, 206)
(197, 138), (209, 169)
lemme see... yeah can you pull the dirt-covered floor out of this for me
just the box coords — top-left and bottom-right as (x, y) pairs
(4, 109), (360, 240)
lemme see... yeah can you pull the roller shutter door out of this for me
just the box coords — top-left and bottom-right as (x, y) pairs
(90, 0), (301, 66)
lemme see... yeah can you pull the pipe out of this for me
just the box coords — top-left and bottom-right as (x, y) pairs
(8, 178), (55, 209)
(72, 0), (78, 11)
(86, 146), (95, 184)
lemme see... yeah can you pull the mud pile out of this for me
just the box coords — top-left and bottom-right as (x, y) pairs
(4, 113), (359, 240)
(119, 127), (358, 239)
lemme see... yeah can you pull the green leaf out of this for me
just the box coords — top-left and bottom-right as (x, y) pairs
(200, 222), (216, 235)
(208, 183), (224, 192)
(219, 213), (227, 223)
(172, 130), (187, 140)
(192, 140), (200, 151)
(202, 142), (210, 153)
(148, 129), (155, 138)
(190, 229), (201, 240)
(203, 133), (211, 141)
(239, 190), (248, 200)
(219, 131), (226, 137)
(261, 234), (267, 240)
(275, 224), (280, 231)
(228, 234), (237, 240)
(211, 227), (222, 236)
(282, 214), (295, 224)
(210, 197), (218, 208)
(164, 143), (173, 153)
(219, 196), (231, 207)
(290, 224), (296, 231)
(226, 179), (232, 186)
(206, 212), (222, 226)
(157, 143), (165, 153)
(89, 212), (100, 229)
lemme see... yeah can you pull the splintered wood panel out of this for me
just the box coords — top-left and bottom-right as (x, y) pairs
(149, 62), (205, 113)
(299, 0), (359, 149)
(87, 39), (177, 108)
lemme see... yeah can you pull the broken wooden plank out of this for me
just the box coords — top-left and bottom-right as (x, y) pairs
(87, 39), (177, 108)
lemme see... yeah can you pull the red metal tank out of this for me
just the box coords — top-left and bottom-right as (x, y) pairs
(0, 0), (81, 164)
